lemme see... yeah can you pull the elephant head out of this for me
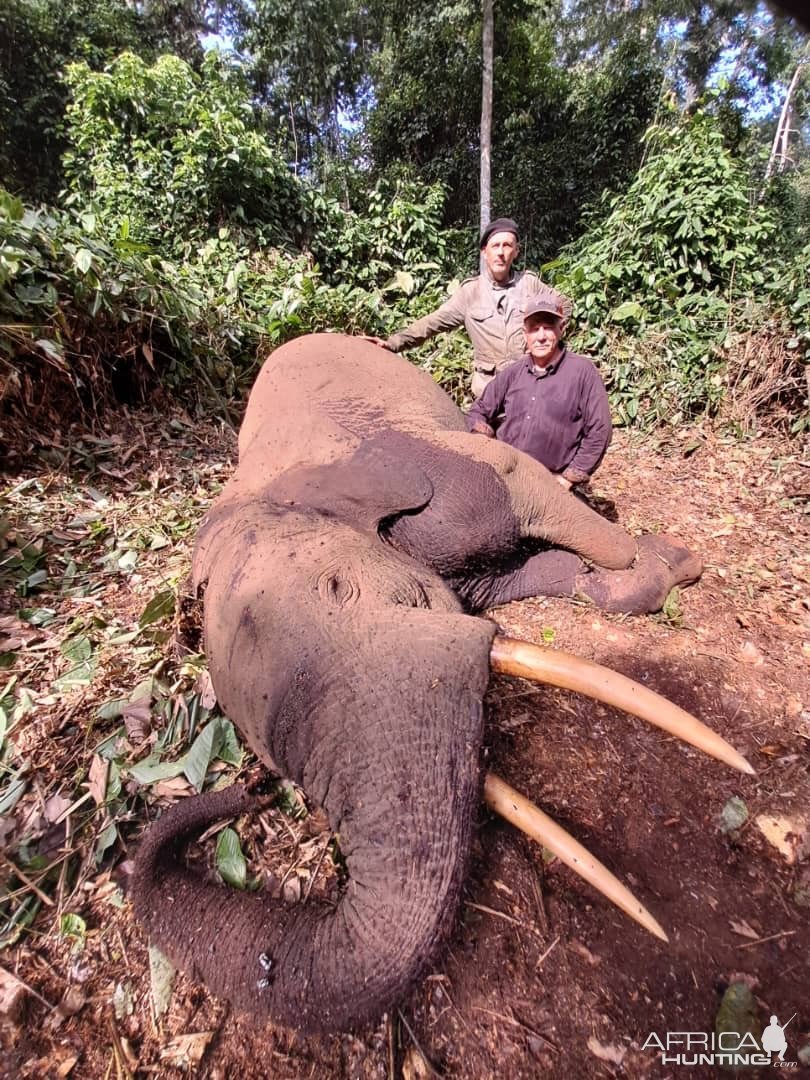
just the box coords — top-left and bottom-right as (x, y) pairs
(132, 335), (750, 1034)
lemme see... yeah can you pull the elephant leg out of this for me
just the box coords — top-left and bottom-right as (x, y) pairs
(431, 430), (637, 569)
(575, 534), (704, 614)
(454, 548), (585, 611)
(457, 535), (702, 615)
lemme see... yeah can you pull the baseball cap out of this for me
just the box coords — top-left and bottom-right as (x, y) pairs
(522, 288), (568, 321)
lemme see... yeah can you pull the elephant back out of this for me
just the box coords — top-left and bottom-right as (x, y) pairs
(238, 334), (466, 468)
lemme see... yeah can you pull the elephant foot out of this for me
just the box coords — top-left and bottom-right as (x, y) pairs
(576, 534), (703, 614)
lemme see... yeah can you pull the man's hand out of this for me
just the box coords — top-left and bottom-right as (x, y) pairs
(360, 335), (392, 350)
(554, 474), (573, 491)
(469, 419), (495, 438)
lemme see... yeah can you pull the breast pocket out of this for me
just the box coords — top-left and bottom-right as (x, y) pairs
(467, 307), (497, 372)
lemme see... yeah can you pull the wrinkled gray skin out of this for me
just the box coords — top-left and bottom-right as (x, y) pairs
(132, 335), (701, 1034)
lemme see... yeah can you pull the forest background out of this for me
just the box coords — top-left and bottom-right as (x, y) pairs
(1, 0), (809, 437)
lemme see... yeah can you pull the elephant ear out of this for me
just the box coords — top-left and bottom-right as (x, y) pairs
(267, 442), (433, 530)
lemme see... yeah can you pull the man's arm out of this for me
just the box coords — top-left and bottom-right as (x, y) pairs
(562, 365), (612, 483)
(384, 287), (469, 352)
(466, 367), (513, 437)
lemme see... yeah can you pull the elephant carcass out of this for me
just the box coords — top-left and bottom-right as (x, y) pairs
(132, 334), (749, 1034)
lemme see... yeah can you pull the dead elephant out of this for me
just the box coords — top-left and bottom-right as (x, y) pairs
(132, 334), (752, 1033)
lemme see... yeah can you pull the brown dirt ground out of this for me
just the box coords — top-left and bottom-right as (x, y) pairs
(1, 415), (809, 1079)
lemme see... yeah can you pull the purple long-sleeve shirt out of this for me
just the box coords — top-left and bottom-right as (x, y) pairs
(466, 349), (612, 483)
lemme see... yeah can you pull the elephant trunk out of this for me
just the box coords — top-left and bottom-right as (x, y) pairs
(131, 769), (477, 1033)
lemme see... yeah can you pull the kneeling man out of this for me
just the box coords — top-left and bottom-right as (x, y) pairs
(467, 287), (611, 491)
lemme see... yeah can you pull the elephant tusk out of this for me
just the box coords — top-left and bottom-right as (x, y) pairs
(489, 636), (754, 776)
(483, 772), (668, 942)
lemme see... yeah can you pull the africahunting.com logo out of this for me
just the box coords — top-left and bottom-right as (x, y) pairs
(642, 1014), (798, 1068)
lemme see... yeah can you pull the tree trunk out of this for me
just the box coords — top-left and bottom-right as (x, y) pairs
(479, 0), (493, 272)
(763, 54), (809, 185)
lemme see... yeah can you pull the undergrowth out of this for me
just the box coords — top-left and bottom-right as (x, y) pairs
(546, 109), (809, 433)
(1, 84), (808, 445)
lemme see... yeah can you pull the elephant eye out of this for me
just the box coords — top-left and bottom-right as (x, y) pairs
(317, 572), (358, 607)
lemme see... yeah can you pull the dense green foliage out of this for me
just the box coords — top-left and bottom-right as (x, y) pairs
(547, 108), (808, 427)
(0, 167), (466, 413)
(0, 0), (808, 439)
(0, 0), (212, 202)
(62, 52), (305, 247)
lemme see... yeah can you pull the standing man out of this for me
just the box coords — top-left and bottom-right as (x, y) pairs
(467, 287), (612, 491)
(365, 218), (555, 396)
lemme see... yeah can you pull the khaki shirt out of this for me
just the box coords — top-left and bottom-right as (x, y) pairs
(386, 269), (543, 376)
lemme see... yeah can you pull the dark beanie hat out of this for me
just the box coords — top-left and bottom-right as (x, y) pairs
(479, 217), (519, 249)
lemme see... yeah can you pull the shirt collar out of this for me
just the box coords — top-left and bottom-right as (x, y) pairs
(524, 345), (567, 377)
(486, 268), (518, 291)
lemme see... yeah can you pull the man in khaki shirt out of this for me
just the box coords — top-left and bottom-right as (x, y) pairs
(365, 218), (554, 396)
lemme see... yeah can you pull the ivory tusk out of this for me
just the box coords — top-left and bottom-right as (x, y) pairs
(484, 772), (668, 942)
(490, 636), (754, 776)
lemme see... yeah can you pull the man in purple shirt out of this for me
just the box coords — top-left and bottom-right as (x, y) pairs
(467, 288), (611, 491)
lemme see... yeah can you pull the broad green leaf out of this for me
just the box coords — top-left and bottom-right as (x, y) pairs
(0, 191), (24, 221)
(394, 270), (415, 295)
(106, 760), (122, 801)
(54, 647), (96, 690)
(95, 820), (118, 863)
(182, 720), (223, 792)
(129, 716), (233, 791)
(24, 569), (48, 589)
(18, 607), (56, 627)
(95, 728), (126, 760)
(609, 301), (644, 323)
(74, 248), (93, 274)
(215, 827), (247, 889)
(61, 635), (93, 663)
(138, 589), (175, 628)
(216, 719), (243, 767)
(60, 913), (87, 950)
(106, 629), (140, 645)
(128, 755), (186, 785)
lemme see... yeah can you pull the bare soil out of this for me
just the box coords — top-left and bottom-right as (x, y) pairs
(1, 416), (809, 1079)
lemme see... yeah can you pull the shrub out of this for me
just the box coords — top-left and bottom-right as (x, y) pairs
(546, 108), (787, 426)
(62, 51), (304, 249)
